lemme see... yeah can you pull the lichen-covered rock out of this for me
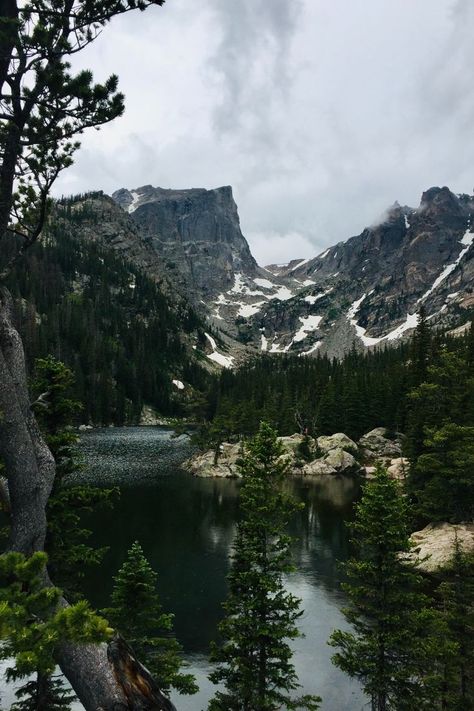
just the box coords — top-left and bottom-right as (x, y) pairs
(359, 428), (403, 460)
(363, 466), (377, 478)
(316, 433), (358, 455)
(184, 442), (243, 478)
(301, 460), (337, 477)
(279, 433), (316, 454)
(408, 523), (474, 573)
(323, 447), (358, 473)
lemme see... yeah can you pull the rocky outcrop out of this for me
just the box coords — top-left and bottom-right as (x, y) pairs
(408, 523), (474, 573)
(317, 433), (358, 454)
(184, 442), (243, 478)
(184, 428), (409, 479)
(113, 185), (259, 302)
(185, 431), (362, 478)
(359, 428), (403, 462)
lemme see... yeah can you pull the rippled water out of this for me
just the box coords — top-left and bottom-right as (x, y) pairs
(0, 427), (366, 710)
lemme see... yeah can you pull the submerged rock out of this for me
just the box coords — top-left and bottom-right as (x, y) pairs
(408, 522), (474, 573)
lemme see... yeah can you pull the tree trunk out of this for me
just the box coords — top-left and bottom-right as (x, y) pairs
(0, 287), (176, 711)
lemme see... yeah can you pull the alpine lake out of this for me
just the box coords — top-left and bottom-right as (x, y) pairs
(3, 427), (367, 711)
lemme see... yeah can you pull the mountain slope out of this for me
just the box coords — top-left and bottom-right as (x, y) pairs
(3, 194), (214, 424)
(111, 184), (474, 360)
(250, 187), (474, 357)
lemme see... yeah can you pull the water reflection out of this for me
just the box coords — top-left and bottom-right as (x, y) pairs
(76, 428), (365, 711)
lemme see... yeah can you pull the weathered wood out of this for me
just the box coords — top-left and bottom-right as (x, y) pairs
(0, 288), (176, 710)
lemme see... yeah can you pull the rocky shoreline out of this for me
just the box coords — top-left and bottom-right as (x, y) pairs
(183, 427), (407, 480)
(183, 426), (474, 570)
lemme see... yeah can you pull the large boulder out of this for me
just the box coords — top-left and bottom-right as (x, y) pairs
(359, 428), (403, 460)
(408, 523), (474, 573)
(278, 434), (315, 454)
(323, 447), (358, 473)
(184, 442), (242, 478)
(301, 460), (337, 477)
(316, 433), (358, 455)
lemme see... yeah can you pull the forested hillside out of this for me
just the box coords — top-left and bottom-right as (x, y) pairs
(2, 197), (213, 425)
(209, 315), (474, 448)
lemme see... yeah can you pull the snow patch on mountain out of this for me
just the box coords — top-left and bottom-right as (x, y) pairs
(417, 228), (474, 304)
(348, 294), (419, 346)
(127, 190), (141, 214)
(293, 315), (323, 343)
(299, 341), (322, 356)
(205, 333), (234, 368)
(238, 301), (265, 318)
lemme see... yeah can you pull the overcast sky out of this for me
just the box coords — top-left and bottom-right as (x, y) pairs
(55, 0), (474, 265)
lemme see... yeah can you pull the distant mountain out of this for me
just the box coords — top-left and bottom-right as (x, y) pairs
(111, 184), (474, 360)
(250, 187), (474, 358)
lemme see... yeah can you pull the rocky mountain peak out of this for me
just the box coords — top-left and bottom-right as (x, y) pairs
(112, 184), (260, 304)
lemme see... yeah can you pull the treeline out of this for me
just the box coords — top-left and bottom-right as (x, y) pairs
(208, 314), (472, 443)
(2, 209), (212, 425)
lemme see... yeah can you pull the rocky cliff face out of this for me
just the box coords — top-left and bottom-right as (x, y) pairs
(74, 184), (474, 364)
(251, 187), (474, 358)
(112, 185), (259, 300)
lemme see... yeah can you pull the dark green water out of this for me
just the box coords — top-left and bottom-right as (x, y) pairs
(77, 427), (365, 710)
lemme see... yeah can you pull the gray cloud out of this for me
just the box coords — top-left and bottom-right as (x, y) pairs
(206, 0), (303, 136)
(55, 0), (474, 265)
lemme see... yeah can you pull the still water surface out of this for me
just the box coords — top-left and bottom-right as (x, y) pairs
(76, 427), (366, 711)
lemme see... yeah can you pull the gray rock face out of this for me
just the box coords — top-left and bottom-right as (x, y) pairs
(408, 523), (474, 573)
(251, 187), (474, 359)
(113, 185), (259, 302)
(323, 447), (358, 472)
(317, 433), (359, 454)
(83, 184), (474, 363)
(359, 428), (403, 460)
(302, 460), (337, 477)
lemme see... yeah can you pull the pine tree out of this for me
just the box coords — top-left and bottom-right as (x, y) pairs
(329, 465), (446, 711)
(436, 539), (474, 710)
(0, 552), (110, 704)
(411, 423), (474, 523)
(10, 674), (76, 711)
(208, 422), (320, 711)
(102, 542), (197, 696)
(31, 356), (115, 599)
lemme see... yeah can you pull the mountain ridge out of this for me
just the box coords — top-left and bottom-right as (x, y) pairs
(107, 183), (473, 361)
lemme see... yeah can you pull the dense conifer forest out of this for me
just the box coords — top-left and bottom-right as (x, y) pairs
(1, 199), (212, 425)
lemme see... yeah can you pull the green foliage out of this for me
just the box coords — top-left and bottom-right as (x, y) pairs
(3, 217), (213, 425)
(411, 423), (474, 523)
(0, 552), (111, 680)
(209, 422), (320, 711)
(102, 541), (197, 696)
(31, 356), (115, 599)
(0, 0), (165, 261)
(329, 465), (449, 711)
(436, 539), (474, 710)
(211, 345), (411, 442)
(11, 674), (76, 711)
(406, 345), (474, 524)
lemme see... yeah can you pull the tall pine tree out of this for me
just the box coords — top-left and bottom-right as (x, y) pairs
(329, 465), (447, 711)
(102, 541), (197, 696)
(209, 422), (320, 711)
